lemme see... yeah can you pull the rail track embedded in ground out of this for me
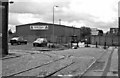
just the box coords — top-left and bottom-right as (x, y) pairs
(2, 49), (56, 60)
(3, 47), (114, 78)
(41, 48), (109, 78)
(5, 56), (66, 77)
(45, 47), (115, 78)
(78, 47), (115, 78)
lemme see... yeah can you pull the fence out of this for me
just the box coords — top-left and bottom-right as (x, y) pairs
(91, 35), (119, 46)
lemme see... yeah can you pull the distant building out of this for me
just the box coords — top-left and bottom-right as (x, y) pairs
(91, 28), (99, 35)
(91, 28), (104, 36)
(16, 22), (81, 43)
(110, 28), (118, 35)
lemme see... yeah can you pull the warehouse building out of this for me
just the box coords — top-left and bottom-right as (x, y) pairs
(15, 22), (81, 43)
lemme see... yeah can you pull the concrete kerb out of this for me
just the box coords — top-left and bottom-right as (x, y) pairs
(87, 47), (116, 77)
(94, 47), (115, 72)
(0, 49), (35, 60)
(77, 47), (114, 77)
(1, 50), (45, 60)
(88, 44), (114, 49)
(107, 48), (118, 76)
(0, 53), (22, 60)
(1, 46), (68, 60)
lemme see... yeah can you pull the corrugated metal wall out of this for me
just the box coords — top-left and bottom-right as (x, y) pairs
(16, 23), (81, 43)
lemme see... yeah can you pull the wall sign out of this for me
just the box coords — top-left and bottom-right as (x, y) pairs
(91, 28), (98, 35)
(30, 25), (49, 30)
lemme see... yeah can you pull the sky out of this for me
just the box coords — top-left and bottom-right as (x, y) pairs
(9, 0), (119, 33)
(118, 1), (120, 17)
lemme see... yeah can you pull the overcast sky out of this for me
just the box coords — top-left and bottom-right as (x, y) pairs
(9, 0), (119, 32)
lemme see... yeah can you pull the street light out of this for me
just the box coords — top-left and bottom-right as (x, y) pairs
(52, 5), (59, 45)
(9, 1), (14, 4)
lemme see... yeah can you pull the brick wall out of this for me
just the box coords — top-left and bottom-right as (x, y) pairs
(91, 35), (119, 46)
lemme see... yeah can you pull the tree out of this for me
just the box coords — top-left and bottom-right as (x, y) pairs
(80, 26), (91, 39)
(8, 29), (13, 35)
(97, 30), (103, 36)
(106, 31), (109, 35)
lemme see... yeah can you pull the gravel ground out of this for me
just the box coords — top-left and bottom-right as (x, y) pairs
(2, 53), (63, 76)
(15, 56), (95, 77)
(49, 48), (106, 60)
(54, 56), (95, 76)
(2, 44), (111, 77)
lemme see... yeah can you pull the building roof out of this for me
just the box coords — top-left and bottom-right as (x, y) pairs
(16, 22), (80, 29)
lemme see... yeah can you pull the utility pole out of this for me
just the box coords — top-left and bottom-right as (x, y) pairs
(2, 0), (9, 56)
(0, 1), (2, 57)
(52, 5), (58, 45)
(118, 2), (120, 77)
(118, 13), (120, 78)
(1, 0), (13, 56)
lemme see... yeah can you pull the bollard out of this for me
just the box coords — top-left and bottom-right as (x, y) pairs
(77, 42), (79, 47)
(70, 42), (73, 48)
(104, 42), (106, 49)
(96, 42), (98, 48)
(86, 41), (89, 47)
(85, 41), (89, 47)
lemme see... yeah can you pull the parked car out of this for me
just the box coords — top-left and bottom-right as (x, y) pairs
(81, 39), (87, 44)
(33, 38), (48, 47)
(10, 37), (27, 45)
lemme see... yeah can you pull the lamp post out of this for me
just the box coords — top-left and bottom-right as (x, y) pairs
(59, 19), (61, 25)
(52, 5), (59, 45)
(2, 0), (13, 56)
